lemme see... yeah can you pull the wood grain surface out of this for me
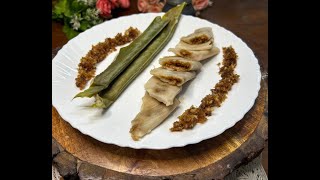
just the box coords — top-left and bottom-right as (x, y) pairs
(52, 81), (267, 179)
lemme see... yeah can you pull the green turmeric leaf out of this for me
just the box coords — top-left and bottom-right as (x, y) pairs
(74, 16), (170, 98)
(93, 2), (186, 108)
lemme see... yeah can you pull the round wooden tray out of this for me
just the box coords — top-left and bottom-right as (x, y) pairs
(52, 48), (268, 180)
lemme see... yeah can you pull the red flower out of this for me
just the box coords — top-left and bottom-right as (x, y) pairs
(96, 0), (113, 18)
(109, 0), (119, 9)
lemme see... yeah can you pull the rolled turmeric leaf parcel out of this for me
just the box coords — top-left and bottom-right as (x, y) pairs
(74, 16), (170, 98)
(93, 2), (186, 108)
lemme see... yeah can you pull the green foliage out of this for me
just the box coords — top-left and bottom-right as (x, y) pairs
(62, 21), (80, 39)
(52, 0), (102, 39)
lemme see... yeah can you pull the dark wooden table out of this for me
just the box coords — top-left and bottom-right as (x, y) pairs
(52, 0), (268, 175)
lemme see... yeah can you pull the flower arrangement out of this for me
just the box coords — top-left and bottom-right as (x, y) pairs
(52, 0), (130, 39)
(137, 0), (166, 12)
(52, 0), (212, 39)
(137, 0), (212, 14)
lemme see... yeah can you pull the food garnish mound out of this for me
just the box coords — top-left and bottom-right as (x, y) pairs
(75, 27), (140, 89)
(171, 46), (240, 131)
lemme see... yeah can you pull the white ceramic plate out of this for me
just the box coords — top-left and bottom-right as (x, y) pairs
(52, 13), (261, 149)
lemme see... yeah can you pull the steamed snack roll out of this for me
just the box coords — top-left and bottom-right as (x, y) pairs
(150, 67), (196, 86)
(145, 76), (182, 106)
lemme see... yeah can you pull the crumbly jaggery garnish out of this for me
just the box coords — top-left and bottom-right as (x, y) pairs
(190, 35), (210, 44)
(171, 106), (207, 131)
(75, 27), (140, 89)
(170, 46), (240, 131)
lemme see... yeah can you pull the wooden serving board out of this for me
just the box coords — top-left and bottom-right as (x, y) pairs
(52, 48), (268, 180)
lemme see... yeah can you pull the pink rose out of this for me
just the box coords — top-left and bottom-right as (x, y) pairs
(149, 4), (163, 12)
(148, 0), (158, 5)
(118, 0), (130, 8)
(138, 0), (149, 12)
(192, 0), (209, 11)
(137, 0), (165, 13)
(96, 0), (113, 18)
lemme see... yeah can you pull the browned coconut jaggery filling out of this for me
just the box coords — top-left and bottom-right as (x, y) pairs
(179, 49), (192, 58)
(159, 75), (183, 86)
(170, 46), (240, 131)
(190, 35), (210, 44)
(75, 27), (140, 89)
(163, 61), (191, 71)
